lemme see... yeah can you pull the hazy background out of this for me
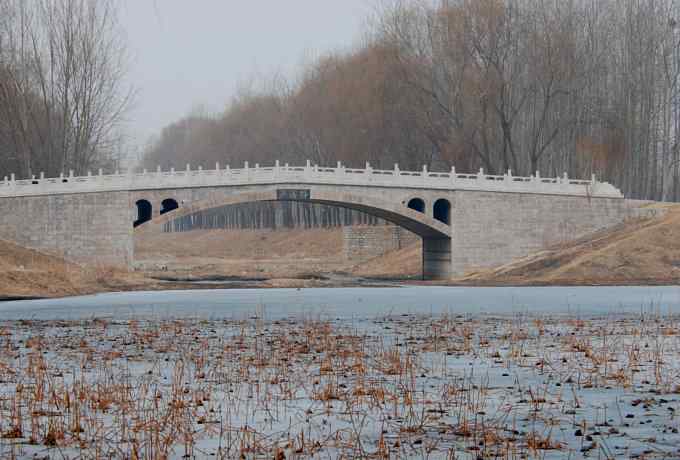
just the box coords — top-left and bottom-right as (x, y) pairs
(120, 0), (372, 157)
(3, 0), (678, 201)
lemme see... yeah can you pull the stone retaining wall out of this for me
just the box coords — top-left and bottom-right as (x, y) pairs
(343, 225), (420, 262)
(0, 191), (133, 267)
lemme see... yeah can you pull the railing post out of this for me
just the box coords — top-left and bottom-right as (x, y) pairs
(40, 172), (45, 180)
(142, 168), (147, 175)
(304, 160), (311, 179)
(505, 169), (512, 183)
(10, 173), (15, 183)
(215, 162), (220, 172)
(450, 165), (456, 182)
(477, 168), (485, 180)
(394, 163), (400, 177)
(170, 167), (175, 176)
(3, 176), (7, 186)
(591, 173), (596, 184)
(69, 170), (74, 178)
(244, 161), (249, 181)
(336, 161), (344, 179)
(563, 172), (568, 184)
(186, 164), (191, 172)
(98, 168), (103, 177)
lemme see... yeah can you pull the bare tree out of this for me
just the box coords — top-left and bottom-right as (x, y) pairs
(142, 0), (680, 202)
(0, 0), (133, 178)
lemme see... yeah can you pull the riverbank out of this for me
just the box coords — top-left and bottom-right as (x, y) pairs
(1, 203), (680, 299)
(134, 204), (680, 287)
(0, 235), (403, 300)
(453, 203), (680, 286)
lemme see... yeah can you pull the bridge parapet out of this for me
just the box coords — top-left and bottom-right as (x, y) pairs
(0, 161), (623, 198)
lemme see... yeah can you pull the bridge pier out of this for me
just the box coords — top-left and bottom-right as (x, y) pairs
(423, 237), (452, 280)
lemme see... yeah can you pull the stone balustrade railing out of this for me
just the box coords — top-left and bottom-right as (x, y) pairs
(0, 160), (623, 198)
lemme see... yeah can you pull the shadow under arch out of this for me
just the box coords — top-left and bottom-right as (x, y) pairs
(140, 189), (451, 239)
(135, 188), (452, 279)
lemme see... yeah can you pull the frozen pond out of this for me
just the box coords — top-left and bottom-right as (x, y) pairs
(3, 286), (680, 458)
(1, 285), (679, 320)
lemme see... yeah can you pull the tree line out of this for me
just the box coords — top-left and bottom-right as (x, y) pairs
(144, 0), (680, 201)
(0, 0), (131, 180)
(163, 202), (386, 233)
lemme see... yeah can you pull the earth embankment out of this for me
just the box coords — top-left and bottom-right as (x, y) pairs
(2, 203), (680, 298)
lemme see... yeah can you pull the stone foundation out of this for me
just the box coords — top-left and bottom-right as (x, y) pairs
(343, 225), (420, 262)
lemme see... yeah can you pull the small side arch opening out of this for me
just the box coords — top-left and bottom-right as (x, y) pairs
(161, 198), (179, 215)
(407, 198), (425, 213)
(433, 198), (451, 224)
(134, 199), (152, 228)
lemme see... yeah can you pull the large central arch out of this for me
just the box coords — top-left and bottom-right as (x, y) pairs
(138, 187), (452, 279)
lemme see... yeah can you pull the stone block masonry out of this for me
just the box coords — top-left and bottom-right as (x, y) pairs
(0, 162), (645, 279)
(450, 191), (632, 275)
(0, 191), (133, 267)
(343, 225), (419, 262)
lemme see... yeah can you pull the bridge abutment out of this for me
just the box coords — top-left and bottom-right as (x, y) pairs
(0, 191), (133, 267)
(448, 191), (642, 277)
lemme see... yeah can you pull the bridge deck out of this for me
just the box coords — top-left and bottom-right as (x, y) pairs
(0, 161), (623, 198)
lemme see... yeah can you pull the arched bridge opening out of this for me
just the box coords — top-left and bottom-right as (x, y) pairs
(407, 198), (425, 213)
(133, 188), (452, 279)
(161, 198), (179, 215)
(434, 199), (451, 224)
(134, 200), (152, 228)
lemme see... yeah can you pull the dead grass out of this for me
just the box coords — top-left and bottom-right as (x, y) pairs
(134, 227), (422, 280)
(458, 203), (680, 285)
(2, 312), (680, 458)
(0, 239), (90, 298)
(0, 239), (152, 298)
(135, 227), (344, 260)
(352, 241), (422, 278)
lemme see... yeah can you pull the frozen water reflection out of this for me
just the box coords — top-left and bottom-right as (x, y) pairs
(1, 285), (679, 320)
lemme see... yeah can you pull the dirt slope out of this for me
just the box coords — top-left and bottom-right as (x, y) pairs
(457, 204), (680, 285)
(4, 204), (680, 298)
(352, 242), (422, 278)
(0, 239), (154, 298)
(134, 227), (349, 279)
(0, 239), (98, 298)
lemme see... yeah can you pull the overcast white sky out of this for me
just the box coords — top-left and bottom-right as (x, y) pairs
(120, 1), (373, 155)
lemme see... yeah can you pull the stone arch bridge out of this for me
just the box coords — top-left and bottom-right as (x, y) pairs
(0, 161), (644, 279)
